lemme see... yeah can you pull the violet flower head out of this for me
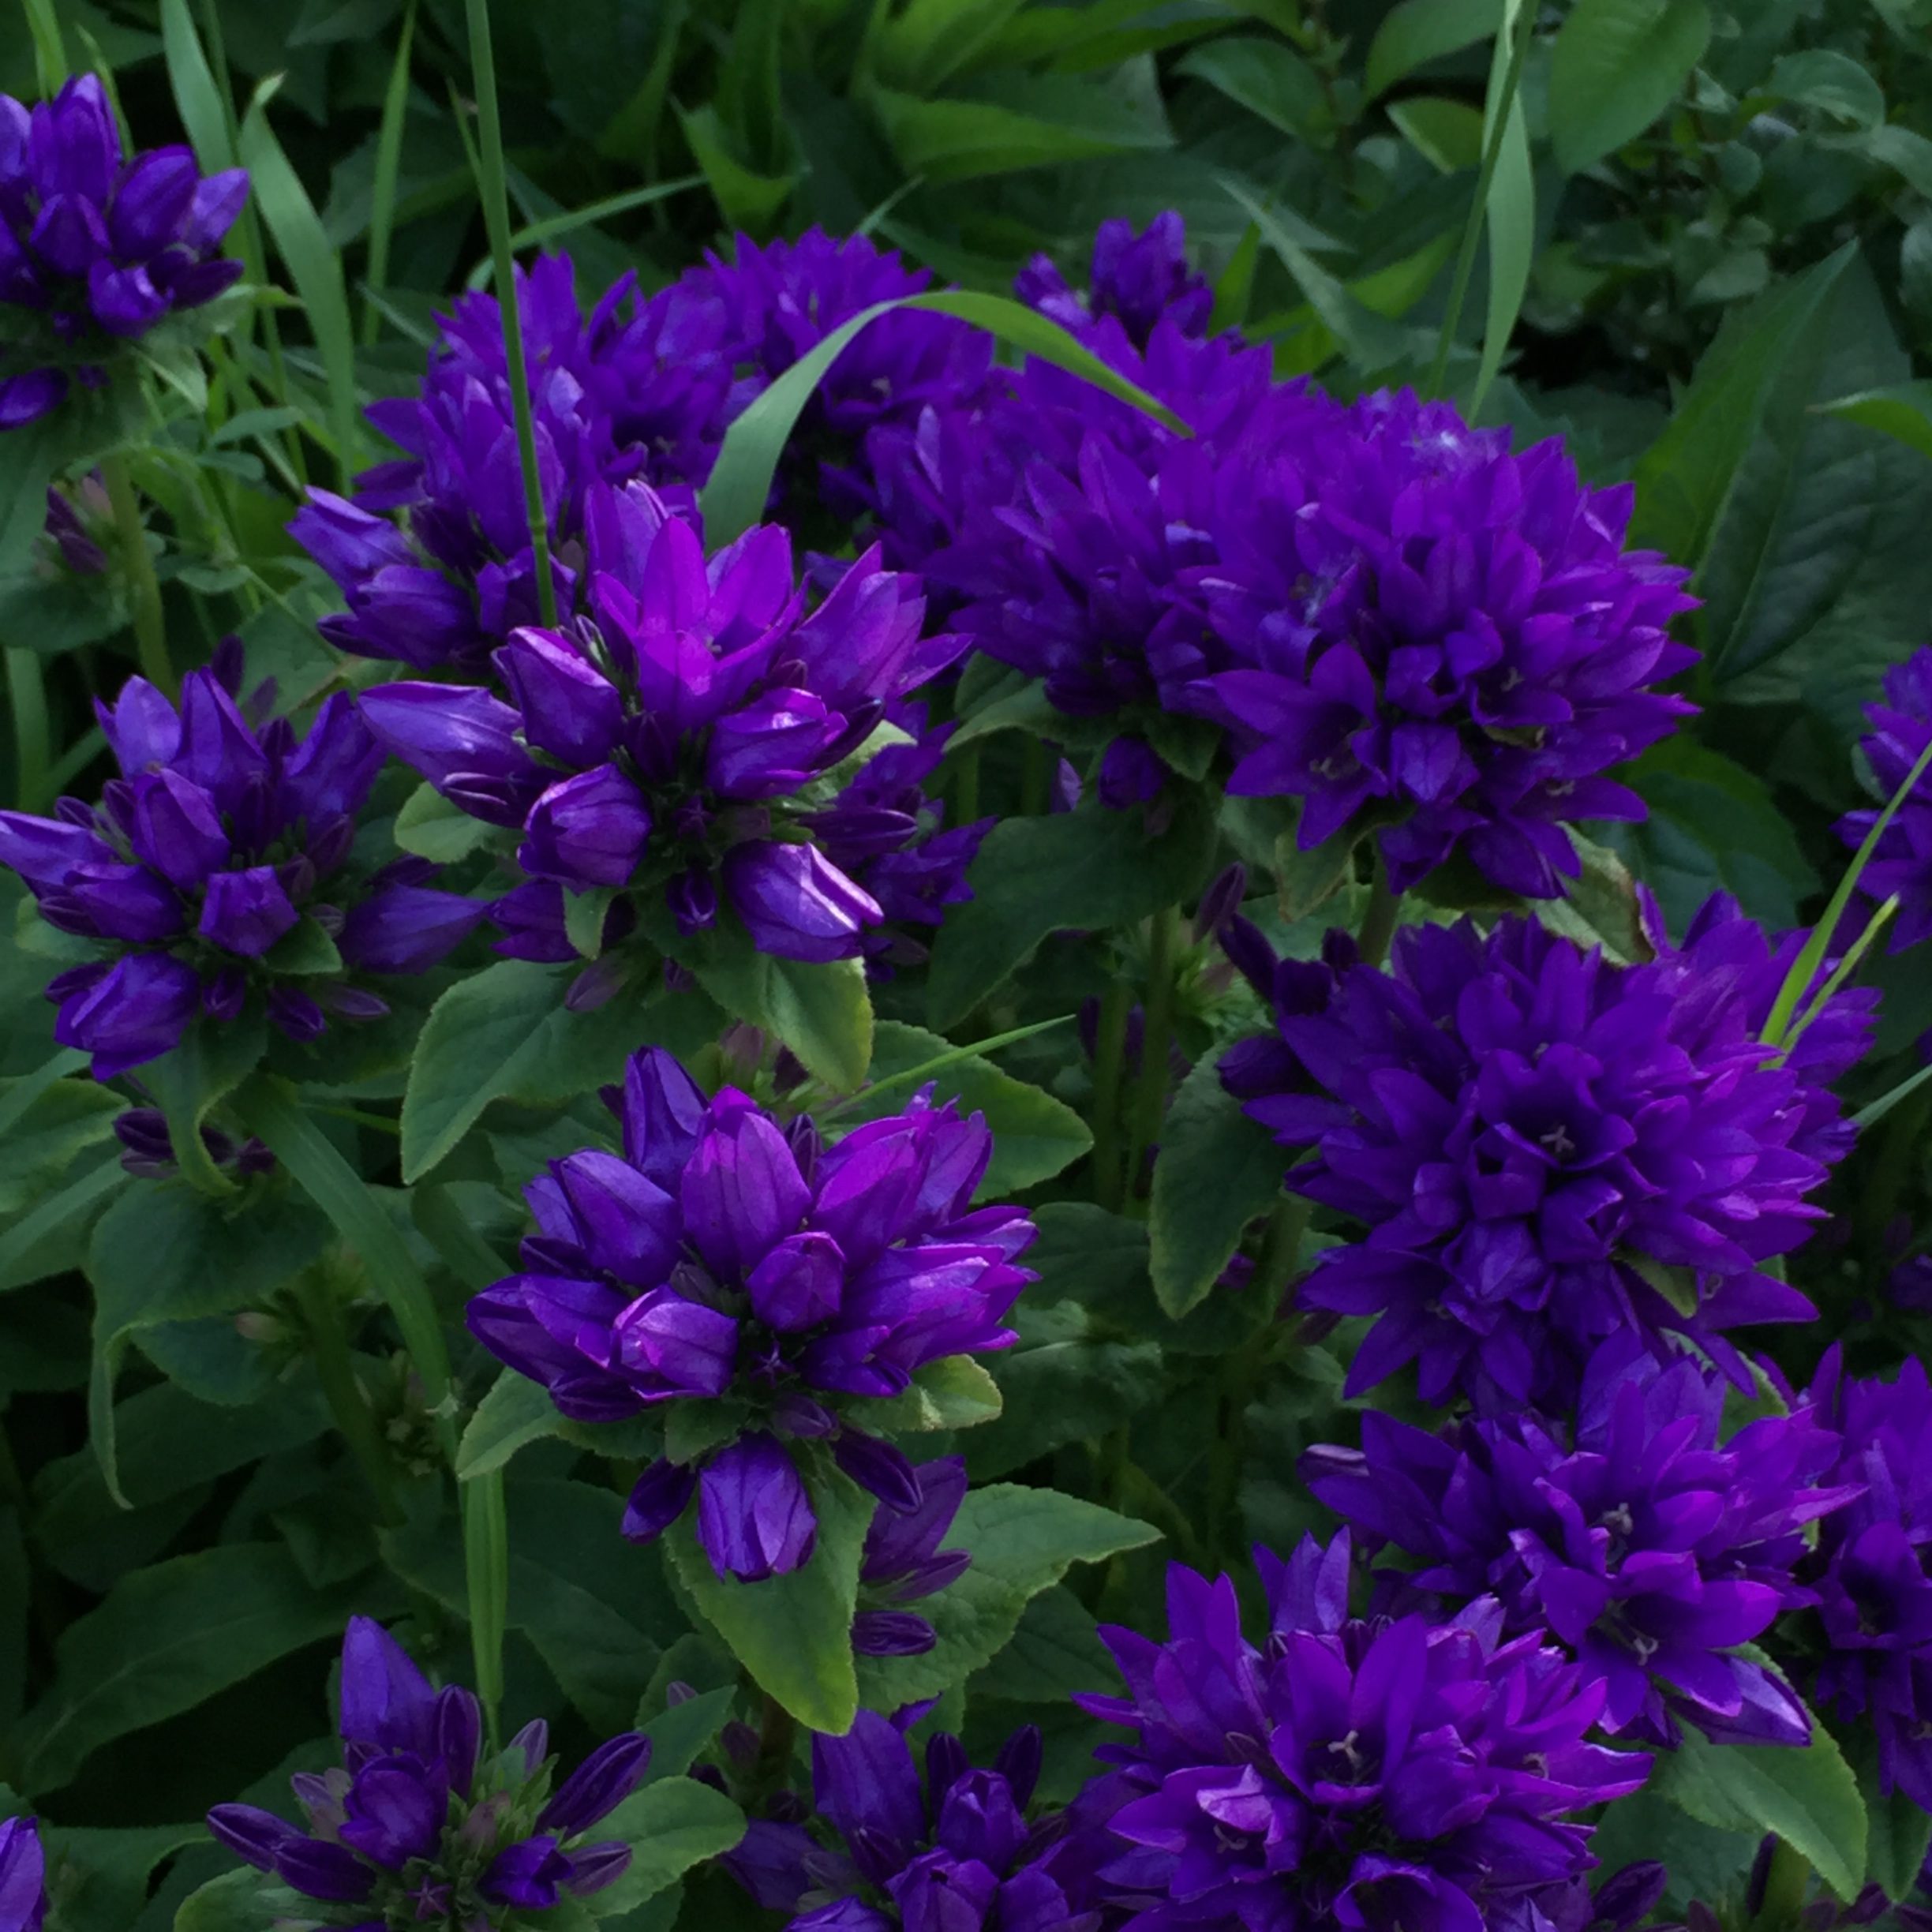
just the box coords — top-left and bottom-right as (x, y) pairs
(1837, 643), (1932, 951)
(0, 666), (481, 1078)
(0, 74), (247, 428)
(467, 1046), (1034, 1583)
(724, 1706), (1089, 1932)
(1801, 1348), (1932, 1810)
(1305, 1337), (1855, 1749)
(1223, 894), (1870, 1413)
(0, 1817), (47, 1932)
(1068, 1530), (1649, 1932)
(1015, 212), (1215, 350)
(853, 1455), (972, 1657)
(208, 1617), (647, 1924)
(361, 491), (966, 967)
(1184, 388), (1698, 899)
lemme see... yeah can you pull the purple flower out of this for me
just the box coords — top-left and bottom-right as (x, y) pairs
(1305, 1337), (1854, 1747)
(1066, 1531), (1649, 1931)
(1837, 644), (1932, 950)
(1801, 1347), (1932, 1810)
(363, 498), (965, 966)
(113, 1105), (274, 1180)
(1016, 212), (1214, 350)
(0, 668), (481, 1077)
(0, 76), (245, 427)
(0, 1817), (47, 1932)
(467, 1046), (1034, 1582)
(207, 1616), (647, 1919)
(853, 1455), (972, 1657)
(1184, 388), (1698, 898)
(1223, 893), (1870, 1413)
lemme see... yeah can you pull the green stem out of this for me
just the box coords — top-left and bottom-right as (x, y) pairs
(1421, 0), (1536, 402)
(101, 454), (171, 695)
(755, 1691), (796, 1789)
(1089, 978), (1133, 1213)
(291, 1269), (404, 1528)
(1125, 907), (1179, 1208)
(465, 0), (558, 628)
(462, 1467), (509, 1748)
(6, 648), (50, 814)
(1357, 852), (1401, 969)
(953, 742), (980, 827)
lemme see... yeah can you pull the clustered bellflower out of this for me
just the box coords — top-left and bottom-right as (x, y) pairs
(1838, 642), (1932, 951)
(0, 1818), (45, 1932)
(361, 488), (965, 968)
(1305, 1338), (1853, 1748)
(726, 1708), (1088, 1932)
(208, 1617), (649, 1925)
(1800, 1347), (1932, 1809)
(1066, 1529), (1649, 1932)
(852, 1454), (972, 1658)
(1, 74), (246, 427)
(468, 1046), (1034, 1582)
(1221, 892), (1871, 1411)
(1014, 212), (1215, 352)
(0, 661), (481, 1077)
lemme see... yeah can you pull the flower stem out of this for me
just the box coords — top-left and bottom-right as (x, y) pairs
(100, 454), (172, 696)
(1125, 906), (1179, 1208)
(291, 1268), (404, 1529)
(1089, 977), (1133, 1213)
(462, 1467), (509, 1750)
(1357, 851), (1401, 968)
(6, 648), (51, 814)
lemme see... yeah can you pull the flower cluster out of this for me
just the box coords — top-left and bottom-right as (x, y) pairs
(1801, 1347), (1932, 1810)
(1838, 642), (1932, 951)
(0, 665), (481, 1077)
(0, 1818), (44, 1932)
(1305, 1338), (1853, 1747)
(853, 1454), (972, 1658)
(469, 1046), (1034, 1582)
(361, 489), (965, 967)
(209, 1618), (649, 1923)
(726, 1709), (1085, 1932)
(1, 74), (245, 428)
(1015, 212), (1215, 351)
(1067, 1530), (1649, 1931)
(1222, 893), (1871, 1412)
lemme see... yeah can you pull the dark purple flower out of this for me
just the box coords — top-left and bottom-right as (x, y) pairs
(365, 499), (965, 967)
(113, 1105), (274, 1179)
(1184, 387), (1698, 898)
(1225, 893), (1870, 1413)
(0, 668), (481, 1077)
(1016, 212), (1215, 351)
(1837, 644), (1932, 950)
(1067, 1532), (1649, 1931)
(0, 76), (245, 427)
(207, 1616), (648, 1919)
(1305, 1337), (1854, 1747)
(467, 1046), (1034, 1582)
(853, 1455), (972, 1657)
(0, 1817), (46, 1932)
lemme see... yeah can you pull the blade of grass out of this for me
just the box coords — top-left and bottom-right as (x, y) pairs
(1855, 1061), (1932, 1133)
(462, 0), (558, 626)
(21, 0), (67, 91)
(5, 648), (50, 814)
(1470, 0), (1534, 416)
(1778, 895), (1896, 1062)
(363, 0), (417, 346)
(460, 175), (706, 291)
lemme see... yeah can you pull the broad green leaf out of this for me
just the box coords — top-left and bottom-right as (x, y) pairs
(172, 1870), (274, 1932)
(927, 795), (1217, 1029)
(844, 1354), (1005, 1437)
(587, 1779), (747, 1913)
(142, 1013), (268, 1199)
(1652, 1720), (1866, 1903)
(1768, 48), (1885, 127)
(1836, 1719), (1932, 1900)
(1548, 0), (1712, 176)
(1364, 0), (1503, 99)
(455, 1371), (564, 1480)
(393, 780), (499, 863)
(1472, 0), (1534, 417)
(871, 0), (1031, 92)
(0, 1076), (120, 1219)
(13, 1544), (364, 1795)
(1387, 96), (1486, 172)
(1177, 36), (1326, 139)
(635, 1683), (737, 1778)
(677, 103), (797, 231)
(969, 1582), (1114, 1705)
(871, 73), (1170, 185)
(1818, 380), (1932, 464)
(43, 1818), (204, 1932)
(667, 1462), (872, 1734)
(1149, 1049), (1287, 1319)
(0, 1153), (126, 1294)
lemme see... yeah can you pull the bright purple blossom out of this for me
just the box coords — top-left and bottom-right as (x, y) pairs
(1066, 1530), (1649, 1932)
(1222, 892), (1871, 1413)
(467, 1046), (1033, 1582)
(1184, 388), (1698, 898)
(360, 489), (965, 967)
(0, 74), (246, 427)
(0, 666), (481, 1076)
(1016, 212), (1214, 350)
(0, 1817), (46, 1932)
(1837, 644), (1932, 950)
(854, 1455), (972, 1657)
(1305, 1338), (1853, 1748)
(208, 1618), (646, 1921)
(1802, 1347), (1932, 1810)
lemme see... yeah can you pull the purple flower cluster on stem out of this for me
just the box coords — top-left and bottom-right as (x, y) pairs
(1305, 1338), (1855, 1748)
(0, 1818), (46, 1932)
(1, 75), (245, 427)
(208, 1617), (648, 1924)
(1838, 642), (1932, 951)
(852, 1455), (972, 1657)
(468, 1046), (1033, 1582)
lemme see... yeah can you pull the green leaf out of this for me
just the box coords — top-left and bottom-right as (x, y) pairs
(43, 1818), (205, 1932)
(0, 1153), (126, 1294)
(1818, 380), (1932, 465)
(869, 0), (1031, 92)
(667, 1461), (872, 1734)
(844, 1354), (1005, 1437)
(564, 886), (618, 960)
(927, 795), (1216, 1030)
(1652, 1720), (1866, 1903)
(677, 103), (797, 232)
(0, 1073), (120, 1219)
(159, 0), (238, 174)
(636, 1683), (737, 1777)
(1768, 48), (1885, 127)
(261, 916), (343, 977)
(1471, 0), (1534, 417)
(1835, 1718), (1932, 1900)
(1387, 96), (1487, 173)
(1365, 0), (1503, 99)
(857, 1485), (1156, 1705)
(1149, 1049), (1287, 1319)
(1177, 36), (1326, 140)
(871, 73), (1170, 185)
(1548, 0), (1712, 176)
(13, 1544), (364, 1795)
(142, 1013), (268, 1199)
(836, 1021), (1091, 1194)
(969, 1582), (1114, 1705)
(586, 1779), (747, 1914)
(172, 1869), (274, 1932)
(455, 1371), (564, 1480)
(393, 780), (499, 863)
